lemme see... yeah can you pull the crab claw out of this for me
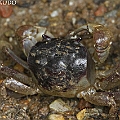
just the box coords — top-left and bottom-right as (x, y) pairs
(16, 25), (54, 56)
(22, 37), (37, 57)
(70, 24), (113, 63)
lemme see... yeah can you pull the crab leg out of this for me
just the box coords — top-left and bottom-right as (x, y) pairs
(3, 77), (38, 95)
(68, 25), (93, 40)
(96, 63), (120, 90)
(78, 63), (120, 119)
(3, 46), (29, 70)
(0, 64), (32, 85)
(0, 64), (42, 95)
(108, 92), (120, 105)
(78, 87), (119, 120)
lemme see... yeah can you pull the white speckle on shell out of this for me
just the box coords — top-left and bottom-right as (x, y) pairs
(75, 58), (87, 67)
(59, 61), (67, 69)
(30, 52), (36, 57)
(35, 60), (40, 64)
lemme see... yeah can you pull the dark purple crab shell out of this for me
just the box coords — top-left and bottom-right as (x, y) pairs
(27, 36), (95, 92)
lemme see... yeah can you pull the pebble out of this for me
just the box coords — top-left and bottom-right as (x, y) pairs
(0, 80), (3, 84)
(76, 109), (86, 120)
(69, 0), (74, 6)
(94, 4), (107, 16)
(76, 108), (103, 120)
(38, 18), (49, 27)
(14, 63), (24, 73)
(48, 114), (65, 120)
(16, 1), (35, 8)
(93, 0), (105, 5)
(0, 40), (12, 50)
(78, 98), (92, 110)
(4, 30), (15, 37)
(76, 18), (87, 26)
(72, 17), (76, 25)
(49, 98), (72, 114)
(65, 12), (74, 21)
(8, 37), (13, 42)
(20, 98), (31, 106)
(0, 5), (13, 18)
(51, 10), (59, 17)
(0, 84), (7, 97)
(105, 10), (117, 17)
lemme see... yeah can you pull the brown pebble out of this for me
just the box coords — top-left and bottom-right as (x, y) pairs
(94, 4), (107, 16)
(14, 63), (24, 73)
(66, 12), (74, 20)
(78, 98), (93, 110)
(20, 99), (31, 105)
(0, 79), (4, 84)
(0, 5), (13, 18)
(67, 12), (74, 16)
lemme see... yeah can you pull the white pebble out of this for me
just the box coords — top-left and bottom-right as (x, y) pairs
(9, 37), (13, 42)
(49, 99), (72, 113)
(51, 10), (59, 17)
(69, 1), (74, 6)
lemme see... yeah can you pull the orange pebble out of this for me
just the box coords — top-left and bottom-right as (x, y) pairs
(14, 63), (24, 73)
(0, 80), (4, 84)
(0, 4), (13, 18)
(94, 4), (107, 16)
(20, 99), (31, 105)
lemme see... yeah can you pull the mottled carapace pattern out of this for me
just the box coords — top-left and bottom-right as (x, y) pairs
(28, 38), (88, 91)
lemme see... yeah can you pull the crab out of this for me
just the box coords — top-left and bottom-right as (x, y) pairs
(0, 24), (120, 119)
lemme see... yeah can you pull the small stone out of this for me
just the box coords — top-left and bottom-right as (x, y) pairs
(69, 0), (74, 6)
(76, 18), (87, 26)
(48, 114), (65, 120)
(38, 18), (49, 27)
(76, 108), (102, 120)
(0, 79), (4, 84)
(76, 109), (86, 120)
(0, 4), (13, 18)
(94, 4), (107, 16)
(72, 17), (76, 25)
(78, 98), (92, 110)
(93, 0), (105, 5)
(51, 10), (59, 17)
(66, 12), (74, 20)
(49, 98), (72, 113)
(0, 85), (7, 97)
(14, 63), (24, 73)
(4, 30), (15, 37)
(20, 98), (31, 106)
(2, 115), (7, 119)
(9, 37), (13, 42)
